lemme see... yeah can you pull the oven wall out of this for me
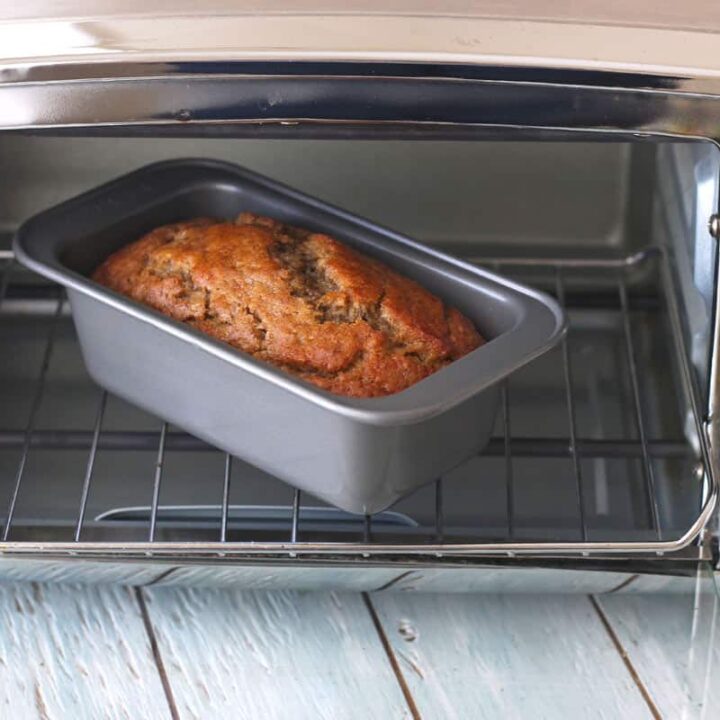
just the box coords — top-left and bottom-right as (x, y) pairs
(0, 136), (648, 256)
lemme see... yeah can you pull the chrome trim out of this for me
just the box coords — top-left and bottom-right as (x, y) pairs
(3, 11), (720, 87)
(0, 67), (718, 139)
(0, 529), (713, 559)
(660, 247), (720, 551)
(707, 211), (720, 542)
(655, 143), (720, 404)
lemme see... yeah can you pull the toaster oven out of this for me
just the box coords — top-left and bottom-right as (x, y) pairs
(1, 4), (720, 594)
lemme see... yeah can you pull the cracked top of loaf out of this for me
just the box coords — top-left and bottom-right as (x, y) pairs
(92, 212), (484, 398)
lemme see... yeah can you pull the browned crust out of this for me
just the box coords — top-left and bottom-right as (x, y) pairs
(92, 213), (484, 397)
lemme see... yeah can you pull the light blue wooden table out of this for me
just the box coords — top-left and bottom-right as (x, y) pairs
(0, 573), (717, 719)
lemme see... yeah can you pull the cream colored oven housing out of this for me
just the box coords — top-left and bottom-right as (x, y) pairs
(0, 2), (719, 589)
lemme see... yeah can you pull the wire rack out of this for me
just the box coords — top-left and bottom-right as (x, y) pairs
(0, 246), (716, 560)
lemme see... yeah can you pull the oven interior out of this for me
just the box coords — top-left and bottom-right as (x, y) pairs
(0, 133), (717, 563)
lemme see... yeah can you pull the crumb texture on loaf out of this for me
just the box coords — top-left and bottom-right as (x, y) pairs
(92, 213), (484, 397)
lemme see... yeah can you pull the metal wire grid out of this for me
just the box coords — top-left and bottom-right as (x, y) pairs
(0, 246), (716, 558)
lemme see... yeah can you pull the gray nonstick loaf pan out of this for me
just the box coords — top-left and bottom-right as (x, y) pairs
(14, 159), (565, 515)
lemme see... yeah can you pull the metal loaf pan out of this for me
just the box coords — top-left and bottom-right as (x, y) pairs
(14, 159), (565, 514)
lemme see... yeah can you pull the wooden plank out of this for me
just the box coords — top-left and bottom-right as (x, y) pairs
(597, 576), (720, 718)
(151, 564), (403, 591)
(607, 573), (702, 594)
(0, 558), (169, 585)
(0, 582), (172, 719)
(385, 567), (632, 594)
(143, 588), (411, 719)
(370, 592), (654, 719)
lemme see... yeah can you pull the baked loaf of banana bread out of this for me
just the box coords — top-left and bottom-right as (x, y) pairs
(92, 213), (484, 397)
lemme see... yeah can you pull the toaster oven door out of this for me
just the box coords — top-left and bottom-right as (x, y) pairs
(0, 127), (717, 579)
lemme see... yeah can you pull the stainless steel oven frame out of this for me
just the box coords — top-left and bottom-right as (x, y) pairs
(1, 53), (720, 573)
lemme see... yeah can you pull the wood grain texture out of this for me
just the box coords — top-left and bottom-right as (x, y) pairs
(151, 564), (403, 591)
(0, 558), (169, 586)
(597, 580), (720, 718)
(370, 592), (653, 719)
(0, 582), (172, 720)
(608, 573), (703, 594)
(385, 567), (632, 594)
(143, 588), (411, 720)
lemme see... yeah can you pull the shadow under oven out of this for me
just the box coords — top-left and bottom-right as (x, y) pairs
(0, 65), (718, 592)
